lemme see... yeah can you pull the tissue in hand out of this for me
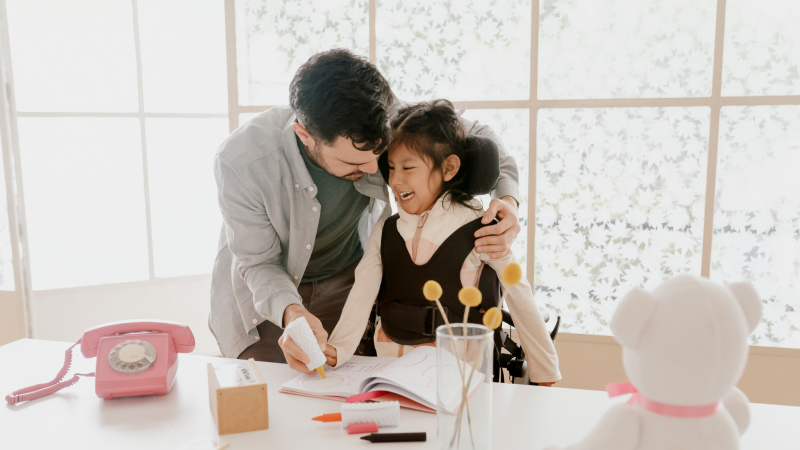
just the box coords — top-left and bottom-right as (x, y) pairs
(284, 316), (327, 376)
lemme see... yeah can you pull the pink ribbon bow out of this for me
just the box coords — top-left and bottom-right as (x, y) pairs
(606, 382), (724, 418)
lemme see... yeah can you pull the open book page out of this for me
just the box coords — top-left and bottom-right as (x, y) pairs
(280, 346), (485, 413)
(280, 355), (397, 398)
(360, 346), (485, 412)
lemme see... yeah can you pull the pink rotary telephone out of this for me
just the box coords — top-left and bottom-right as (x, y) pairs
(5, 320), (195, 404)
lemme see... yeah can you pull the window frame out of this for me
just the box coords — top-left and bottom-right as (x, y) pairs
(224, 0), (800, 348)
(0, 0), (227, 296)
(0, 0), (798, 351)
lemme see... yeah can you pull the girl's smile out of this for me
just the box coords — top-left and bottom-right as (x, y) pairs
(397, 191), (415, 202)
(387, 143), (460, 215)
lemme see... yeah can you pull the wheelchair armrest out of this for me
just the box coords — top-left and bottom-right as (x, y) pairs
(549, 315), (561, 341)
(500, 308), (561, 342)
(501, 308), (514, 327)
(500, 308), (551, 326)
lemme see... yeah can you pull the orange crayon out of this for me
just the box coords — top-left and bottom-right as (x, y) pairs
(312, 413), (342, 423)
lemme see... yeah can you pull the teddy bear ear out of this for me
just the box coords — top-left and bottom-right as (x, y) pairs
(727, 281), (762, 334)
(610, 288), (658, 350)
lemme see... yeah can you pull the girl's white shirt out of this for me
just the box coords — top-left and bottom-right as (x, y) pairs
(326, 197), (561, 383)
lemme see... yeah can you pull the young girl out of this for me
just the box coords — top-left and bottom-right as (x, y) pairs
(323, 100), (560, 385)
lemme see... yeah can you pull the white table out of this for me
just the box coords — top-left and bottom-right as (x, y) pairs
(2, 339), (799, 449)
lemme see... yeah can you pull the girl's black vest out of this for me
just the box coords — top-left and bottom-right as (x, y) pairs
(376, 214), (501, 345)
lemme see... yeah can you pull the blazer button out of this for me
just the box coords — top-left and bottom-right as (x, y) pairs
(294, 184), (299, 189)
(306, 244), (311, 250)
(252, 318), (258, 324)
(308, 186), (314, 192)
(254, 336), (259, 341)
(294, 275), (299, 280)
(312, 206), (318, 212)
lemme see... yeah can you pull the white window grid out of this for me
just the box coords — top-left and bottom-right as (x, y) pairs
(0, 0), (227, 299)
(223, 0), (800, 288)
(0, 0), (796, 342)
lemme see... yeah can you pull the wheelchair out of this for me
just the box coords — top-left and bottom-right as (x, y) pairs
(493, 308), (561, 385)
(356, 304), (561, 386)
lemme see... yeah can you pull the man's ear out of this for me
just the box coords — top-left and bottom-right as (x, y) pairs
(727, 281), (762, 334)
(442, 155), (461, 182)
(610, 288), (658, 350)
(292, 122), (312, 148)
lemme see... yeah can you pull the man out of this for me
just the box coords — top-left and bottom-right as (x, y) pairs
(210, 49), (522, 368)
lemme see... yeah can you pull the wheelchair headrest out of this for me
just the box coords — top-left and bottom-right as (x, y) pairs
(378, 134), (500, 196)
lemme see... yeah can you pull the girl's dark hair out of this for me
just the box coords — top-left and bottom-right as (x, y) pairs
(386, 99), (482, 211)
(290, 49), (393, 154)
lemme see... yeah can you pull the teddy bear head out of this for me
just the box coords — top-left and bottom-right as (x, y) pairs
(610, 275), (762, 406)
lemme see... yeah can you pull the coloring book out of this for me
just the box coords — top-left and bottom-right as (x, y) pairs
(279, 346), (484, 414)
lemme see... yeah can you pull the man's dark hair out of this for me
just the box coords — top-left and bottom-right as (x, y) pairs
(290, 49), (394, 154)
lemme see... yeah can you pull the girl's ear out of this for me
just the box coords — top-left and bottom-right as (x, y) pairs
(442, 155), (461, 182)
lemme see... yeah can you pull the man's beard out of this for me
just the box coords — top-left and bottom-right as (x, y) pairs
(305, 143), (365, 181)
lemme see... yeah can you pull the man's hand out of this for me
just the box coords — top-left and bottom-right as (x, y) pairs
(278, 304), (328, 374)
(474, 196), (521, 259)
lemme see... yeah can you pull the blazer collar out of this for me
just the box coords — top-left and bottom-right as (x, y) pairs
(281, 114), (316, 193)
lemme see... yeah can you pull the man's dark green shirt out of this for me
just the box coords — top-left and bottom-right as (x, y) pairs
(296, 135), (370, 282)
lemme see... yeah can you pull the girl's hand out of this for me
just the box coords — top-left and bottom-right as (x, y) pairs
(323, 344), (337, 367)
(538, 382), (555, 387)
(474, 196), (521, 259)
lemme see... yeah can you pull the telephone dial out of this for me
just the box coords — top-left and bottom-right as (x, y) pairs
(5, 320), (195, 404)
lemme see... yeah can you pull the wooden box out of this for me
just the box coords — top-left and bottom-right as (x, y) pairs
(208, 358), (269, 435)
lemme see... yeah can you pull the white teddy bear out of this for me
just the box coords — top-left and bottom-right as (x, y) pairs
(545, 275), (762, 450)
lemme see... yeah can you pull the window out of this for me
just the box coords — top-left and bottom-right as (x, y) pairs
(535, 107), (710, 333)
(4, 0), (229, 289)
(712, 105), (800, 346)
(235, 0), (369, 105)
(376, 0), (532, 101)
(2, 1), (798, 346)
(229, 0), (800, 347)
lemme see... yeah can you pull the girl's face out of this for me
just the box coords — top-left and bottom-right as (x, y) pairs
(388, 144), (442, 215)
(387, 144), (460, 215)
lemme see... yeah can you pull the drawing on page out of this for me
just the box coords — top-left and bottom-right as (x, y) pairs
(335, 361), (388, 373)
(396, 364), (435, 388)
(301, 376), (344, 390)
(380, 349), (431, 370)
(376, 352), (437, 388)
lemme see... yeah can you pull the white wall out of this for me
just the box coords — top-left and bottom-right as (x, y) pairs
(0, 292), (26, 346)
(30, 275), (220, 356)
(19, 278), (800, 407)
(551, 332), (800, 407)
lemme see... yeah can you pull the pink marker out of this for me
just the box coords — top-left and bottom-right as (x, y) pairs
(347, 422), (379, 435)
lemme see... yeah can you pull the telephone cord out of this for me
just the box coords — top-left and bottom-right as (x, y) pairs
(4, 339), (95, 405)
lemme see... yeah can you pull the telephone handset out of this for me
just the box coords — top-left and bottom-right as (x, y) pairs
(5, 320), (195, 405)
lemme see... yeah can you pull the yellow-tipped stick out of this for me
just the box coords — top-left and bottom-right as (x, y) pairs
(315, 366), (326, 379)
(501, 262), (523, 286)
(450, 306), (504, 449)
(425, 280), (473, 449)
(458, 286), (482, 325)
(456, 286), (482, 449)
(452, 265), (522, 448)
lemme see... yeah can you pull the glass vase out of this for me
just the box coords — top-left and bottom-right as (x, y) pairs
(436, 323), (493, 450)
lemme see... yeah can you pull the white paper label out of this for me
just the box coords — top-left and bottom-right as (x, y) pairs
(214, 363), (259, 388)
